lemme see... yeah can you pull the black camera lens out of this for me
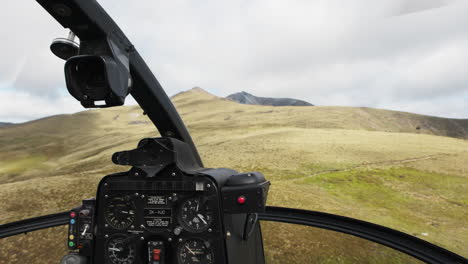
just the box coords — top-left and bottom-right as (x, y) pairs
(72, 58), (108, 98)
(86, 72), (106, 90)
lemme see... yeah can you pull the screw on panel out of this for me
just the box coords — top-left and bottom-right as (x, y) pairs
(141, 195), (145, 198)
(171, 172), (176, 176)
(178, 238), (183, 242)
(226, 231), (231, 237)
(140, 237), (145, 240)
(105, 234), (109, 238)
(52, 4), (72, 17)
(141, 224), (145, 228)
(207, 184), (211, 188)
(135, 193), (139, 196)
(105, 224), (108, 228)
(208, 228), (212, 233)
(104, 195), (108, 198)
(131, 225), (135, 229)
(104, 183), (108, 187)
(134, 172), (139, 176)
(168, 238), (172, 242)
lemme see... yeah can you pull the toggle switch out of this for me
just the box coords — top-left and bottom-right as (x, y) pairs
(148, 241), (165, 264)
(153, 249), (161, 261)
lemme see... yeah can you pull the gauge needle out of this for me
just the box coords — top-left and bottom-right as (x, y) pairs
(81, 224), (89, 236)
(197, 214), (207, 224)
(196, 201), (199, 211)
(108, 247), (121, 252)
(185, 246), (196, 255)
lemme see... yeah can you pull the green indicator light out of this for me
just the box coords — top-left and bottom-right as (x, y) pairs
(69, 241), (75, 247)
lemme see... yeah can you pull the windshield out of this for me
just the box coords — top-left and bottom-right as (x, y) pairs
(1, 0), (467, 262)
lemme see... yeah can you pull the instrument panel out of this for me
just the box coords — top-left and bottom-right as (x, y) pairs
(93, 167), (226, 264)
(65, 137), (268, 264)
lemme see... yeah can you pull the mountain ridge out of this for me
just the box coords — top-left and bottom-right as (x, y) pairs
(2, 88), (467, 139)
(170, 88), (468, 140)
(0, 122), (13, 127)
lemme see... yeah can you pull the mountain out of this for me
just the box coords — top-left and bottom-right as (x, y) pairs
(0, 122), (13, 127)
(226, 91), (313, 106)
(174, 88), (468, 140)
(1, 88), (468, 263)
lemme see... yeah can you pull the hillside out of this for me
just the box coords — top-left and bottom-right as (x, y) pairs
(176, 88), (468, 140)
(1, 88), (467, 263)
(226, 91), (313, 106)
(0, 122), (13, 127)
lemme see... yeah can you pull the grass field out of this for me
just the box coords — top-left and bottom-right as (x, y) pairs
(0, 88), (467, 263)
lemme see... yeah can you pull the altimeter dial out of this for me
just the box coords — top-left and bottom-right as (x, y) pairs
(178, 239), (214, 264)
(178, 197), (213, 233)
(105, 234), (136, 264)
(104, 195), (136, 229)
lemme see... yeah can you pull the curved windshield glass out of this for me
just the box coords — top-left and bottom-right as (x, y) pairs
(0, 0), (466, 262)
(262, 221), (423, 264)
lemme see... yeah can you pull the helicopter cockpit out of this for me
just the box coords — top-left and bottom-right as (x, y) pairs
(0, 0), (466, 264)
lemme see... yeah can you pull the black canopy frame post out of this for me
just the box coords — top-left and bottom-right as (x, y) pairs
(36, 0), (203, 167)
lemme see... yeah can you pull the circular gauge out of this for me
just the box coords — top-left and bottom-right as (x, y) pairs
(104, 195), (136, 229)
(178, 197), (213, 232)
(178, 239), (214, 264)
(105, 234), (136, 264)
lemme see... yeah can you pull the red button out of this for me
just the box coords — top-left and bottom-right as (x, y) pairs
(237, 196), (246, 204)
(153, 249), (161, 261)
(70, 212), (76, 218)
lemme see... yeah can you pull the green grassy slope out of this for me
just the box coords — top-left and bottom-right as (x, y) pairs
(0, 89), (467, 263)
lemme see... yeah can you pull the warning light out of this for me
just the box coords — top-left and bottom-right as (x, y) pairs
(69, 235), (75, 240)
(70, 212), (76, 218)
(237, 196), (246, 205)
(69, 241), (75, 247)
(70, 219), (76, 224)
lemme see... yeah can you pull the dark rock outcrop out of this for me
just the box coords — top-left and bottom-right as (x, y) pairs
(227, 91), (313, 106)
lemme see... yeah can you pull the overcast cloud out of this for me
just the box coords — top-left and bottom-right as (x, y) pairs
(0, 0), (467, 122)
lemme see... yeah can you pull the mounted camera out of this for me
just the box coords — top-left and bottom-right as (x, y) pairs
(65, 54), (131, 108)
(51, 31), (132, 108)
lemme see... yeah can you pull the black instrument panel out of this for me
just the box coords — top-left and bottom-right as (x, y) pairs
(93, 167), (226, 264)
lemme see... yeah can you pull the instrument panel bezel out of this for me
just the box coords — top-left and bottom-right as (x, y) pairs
(93, 166), (227, 264)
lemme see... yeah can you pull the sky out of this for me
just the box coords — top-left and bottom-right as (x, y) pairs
(0, 0), (467, 123)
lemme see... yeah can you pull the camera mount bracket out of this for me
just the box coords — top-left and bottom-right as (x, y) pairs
(50, 31), (79, 60)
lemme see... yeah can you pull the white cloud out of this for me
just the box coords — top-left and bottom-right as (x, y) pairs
(0, 90), (83, 123)
(0, 0), (68, 94)
(0, 0), (467, 122)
